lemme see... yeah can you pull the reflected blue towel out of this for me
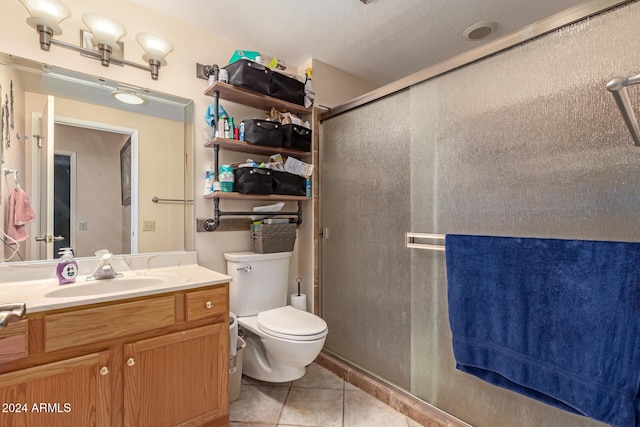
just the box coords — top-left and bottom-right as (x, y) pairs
(445, 234), (640, 427)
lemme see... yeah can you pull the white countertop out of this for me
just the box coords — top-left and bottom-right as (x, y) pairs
(0, 251), (231, 314)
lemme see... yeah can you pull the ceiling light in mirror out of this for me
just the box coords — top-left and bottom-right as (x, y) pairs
(112, 89), (146, 105)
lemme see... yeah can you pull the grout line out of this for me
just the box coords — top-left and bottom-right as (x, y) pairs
(342, 376), (346, 427)
(276, 381), (293, 425)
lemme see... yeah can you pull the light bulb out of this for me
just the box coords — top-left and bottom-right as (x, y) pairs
(136, 32), (173, 66)
(19, 0), (71, 35)
(82, 13), (127, 51)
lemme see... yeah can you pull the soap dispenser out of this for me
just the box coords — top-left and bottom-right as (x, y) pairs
(57, 248), (78, 285)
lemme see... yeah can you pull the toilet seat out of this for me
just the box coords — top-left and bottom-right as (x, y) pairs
(257, 306), (328, 341)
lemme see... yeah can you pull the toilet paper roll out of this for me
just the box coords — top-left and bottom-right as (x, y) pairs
(229, 312), (238, 357)
(290, 294), (307, 311)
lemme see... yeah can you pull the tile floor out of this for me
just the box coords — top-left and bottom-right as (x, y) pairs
(230, 363), (423, 427)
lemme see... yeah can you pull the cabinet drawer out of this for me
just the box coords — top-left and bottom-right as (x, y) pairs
(185, 286), (227, 321)
(0, 320), (27, 363)
(45, 296), (175, 352)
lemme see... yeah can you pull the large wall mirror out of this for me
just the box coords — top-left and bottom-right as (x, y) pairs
(0, 53), (194, 263)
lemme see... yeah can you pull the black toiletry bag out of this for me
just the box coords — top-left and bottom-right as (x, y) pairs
(223, 59), (271, 95)
(269, 72), (305, 105)
(244, 119), (283, 147)
(272, 170), (306, 196)
(282, 124), (312, 152)
(234, 167), (273, 195)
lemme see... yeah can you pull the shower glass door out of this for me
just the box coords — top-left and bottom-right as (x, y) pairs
(320, 3), (640, 427)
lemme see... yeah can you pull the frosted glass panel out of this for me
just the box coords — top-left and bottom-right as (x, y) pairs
(321, 1), (640, 426)
(321, 90), (412, 388)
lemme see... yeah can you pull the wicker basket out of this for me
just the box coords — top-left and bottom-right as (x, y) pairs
(251, 223), (297, 253)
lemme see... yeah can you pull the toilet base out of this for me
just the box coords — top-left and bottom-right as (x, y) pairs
(241, 333), (308, 383)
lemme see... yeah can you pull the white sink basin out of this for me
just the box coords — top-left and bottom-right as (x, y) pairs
(45, 276), (165, 298)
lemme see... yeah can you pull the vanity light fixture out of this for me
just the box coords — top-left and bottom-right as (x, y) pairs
(18, 0), (173, 80)
(111, 89), (146, 105)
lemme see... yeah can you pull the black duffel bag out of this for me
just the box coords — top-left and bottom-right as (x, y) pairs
(234, 167), (273, 195)
(224, 59), (271, 95)
(272, 170), (306, 196)
(282, 124), (312, 152)
(244, 119), (283, 147)
(270, 72), (305, 105)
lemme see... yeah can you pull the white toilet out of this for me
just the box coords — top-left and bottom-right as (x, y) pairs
(225, 251), (328, 382)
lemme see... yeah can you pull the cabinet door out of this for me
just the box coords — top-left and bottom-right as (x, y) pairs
(0, 351), (111, 427)
(123, 324), (228, 427)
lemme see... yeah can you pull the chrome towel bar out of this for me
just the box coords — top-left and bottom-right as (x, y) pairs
(607, 73), (640, 147)
(152, 196), (194, 204)
(405, 232), (446, 251)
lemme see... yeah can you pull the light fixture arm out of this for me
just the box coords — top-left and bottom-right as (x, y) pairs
(32, 24), (165, 80)
(36, 24), (54, 51)
(25, 0), (173, 80)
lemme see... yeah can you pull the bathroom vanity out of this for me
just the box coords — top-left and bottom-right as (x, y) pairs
(0, 252), (230, 427)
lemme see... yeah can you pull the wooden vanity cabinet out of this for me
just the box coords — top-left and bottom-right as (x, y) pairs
(0, 283), (229, 427)
(123, 324), (227, 427)
(0, 351), (111, 427)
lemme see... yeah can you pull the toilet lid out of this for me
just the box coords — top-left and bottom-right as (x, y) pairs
(258, 306), (328, 341)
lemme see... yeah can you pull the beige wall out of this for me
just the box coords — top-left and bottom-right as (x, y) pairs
(312, 59), (376, 108)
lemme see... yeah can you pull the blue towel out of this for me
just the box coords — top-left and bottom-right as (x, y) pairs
(445, 234), (640, 427)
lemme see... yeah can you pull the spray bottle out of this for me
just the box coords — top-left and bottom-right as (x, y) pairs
(304, 68), (315, 108)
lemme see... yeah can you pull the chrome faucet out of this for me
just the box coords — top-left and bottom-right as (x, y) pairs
(87, 250), (123, 281)
(0, 303), (26, 330)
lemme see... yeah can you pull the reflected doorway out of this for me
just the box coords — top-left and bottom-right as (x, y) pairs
(53, 122), (135, 258)
(53, 153), (74, 256)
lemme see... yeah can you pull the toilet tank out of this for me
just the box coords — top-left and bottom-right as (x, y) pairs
(225, 251), (292, 316)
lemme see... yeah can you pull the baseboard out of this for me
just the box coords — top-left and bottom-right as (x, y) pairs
(315, 351), (471, 427)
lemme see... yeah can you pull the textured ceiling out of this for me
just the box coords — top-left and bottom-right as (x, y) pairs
(131, 0), (590, 87)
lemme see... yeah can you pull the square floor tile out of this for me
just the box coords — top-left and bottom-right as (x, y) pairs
(292, 363), (344, 390)
(230, 384), (289, 424)
(279, 388), (344, 427)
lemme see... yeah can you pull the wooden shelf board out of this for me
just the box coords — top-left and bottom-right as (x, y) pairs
(204, 82), (311, 115)
(204, 192), (310, 201)
(204, 138), (312, 159)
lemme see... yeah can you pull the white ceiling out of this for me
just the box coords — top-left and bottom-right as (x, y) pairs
(132, 0), (590, 88)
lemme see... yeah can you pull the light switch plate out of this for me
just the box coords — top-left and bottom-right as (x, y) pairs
(143, 220), (155, 231)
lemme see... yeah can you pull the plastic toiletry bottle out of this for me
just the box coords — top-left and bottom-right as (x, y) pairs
(239, 121), (245, 141)
(219, 165), (235, 192)
(305, 178), (312, 197)
(57, 248), (78, 285)
(228, 117), (235, 139)
(304, 68), (315, 108)
(224, 118), (230, 139)
(204, 164), (214, 195)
